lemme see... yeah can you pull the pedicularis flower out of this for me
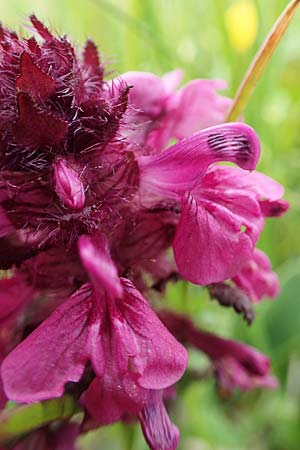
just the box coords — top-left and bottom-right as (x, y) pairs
(0, 17), (288, 450)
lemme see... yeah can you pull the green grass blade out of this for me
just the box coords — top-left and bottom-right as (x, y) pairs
(226, 0), (300, 122)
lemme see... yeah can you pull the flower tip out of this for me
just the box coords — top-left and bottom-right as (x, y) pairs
(226, 122), (261, 170)
(139, 392), (181, 450)
(29, 15), (53, 41)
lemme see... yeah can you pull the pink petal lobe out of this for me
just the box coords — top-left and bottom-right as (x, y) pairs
(139, 390), (180, 450)
(169, 79), (231, 138)
(204, 166), (289, 218)
(1, 284), (103, 402)
(161, 69), (184, 94)
(232, 248), (280, 302)
(82, 375), (145, 426)
(16, 52), (56, 102)
(138, 123), (260, 199)
(120, 279), (188, 389)
(82, 279), (187, 425)
(205, 165), (285, 200)
(121, 71), (167, 117)
(173, 190), (263, 285)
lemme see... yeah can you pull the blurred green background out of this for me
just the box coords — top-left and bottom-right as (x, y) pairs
(1, 1), (300, 449)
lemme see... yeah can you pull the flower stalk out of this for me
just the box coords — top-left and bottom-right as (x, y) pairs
(226, 0), (300, 122)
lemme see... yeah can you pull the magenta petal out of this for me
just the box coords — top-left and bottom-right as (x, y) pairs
(232, 248), (280, 302)
(78, 235), (123, 298)
(138, 123), (260, 199)
(120, 279), (188, 389)
(161, 69), (184, 94)
(169, 79), (231, 138)
(173, 190), (263, 284)
(82, 279), (187, 425)
(139, 390), (180, 450)
(205, 165), (285, 200)
(215, 357), (278, 392)
(1, 284), (103, 402)
(203, 166), (289, 218)
(82, 375), (145, 426)
(121, 71), (167, 117)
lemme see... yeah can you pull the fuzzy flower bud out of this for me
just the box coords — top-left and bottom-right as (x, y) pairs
(53, 159), (85, 210)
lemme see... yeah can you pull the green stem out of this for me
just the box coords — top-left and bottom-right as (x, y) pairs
(226, 0), (300, 122)
(122, 422), (137, 450)
(0, 395), (80, 444)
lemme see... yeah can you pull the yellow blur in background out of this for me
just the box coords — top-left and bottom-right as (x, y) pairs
(225, 0), (258, 52)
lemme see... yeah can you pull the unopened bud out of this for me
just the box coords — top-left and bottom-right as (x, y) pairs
(53, 159), (85, 210)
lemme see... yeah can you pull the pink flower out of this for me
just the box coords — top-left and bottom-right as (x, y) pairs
(120, 71), (231, 151)
(0, 22), (267, 289)
(171, 164), (287, 284)
(137, 131), (286, 285)
(232, 248), (280, 302)
(2, 236), (186, 450)
(160, 311), (277, 393)
(2, 237), (187, 406)
(0, 16), (280, 289)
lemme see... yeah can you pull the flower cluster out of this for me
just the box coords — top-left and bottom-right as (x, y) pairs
(0, 17), (288, 450)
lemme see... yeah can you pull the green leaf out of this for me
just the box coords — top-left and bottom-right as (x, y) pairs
(0, 395), (81, 444)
